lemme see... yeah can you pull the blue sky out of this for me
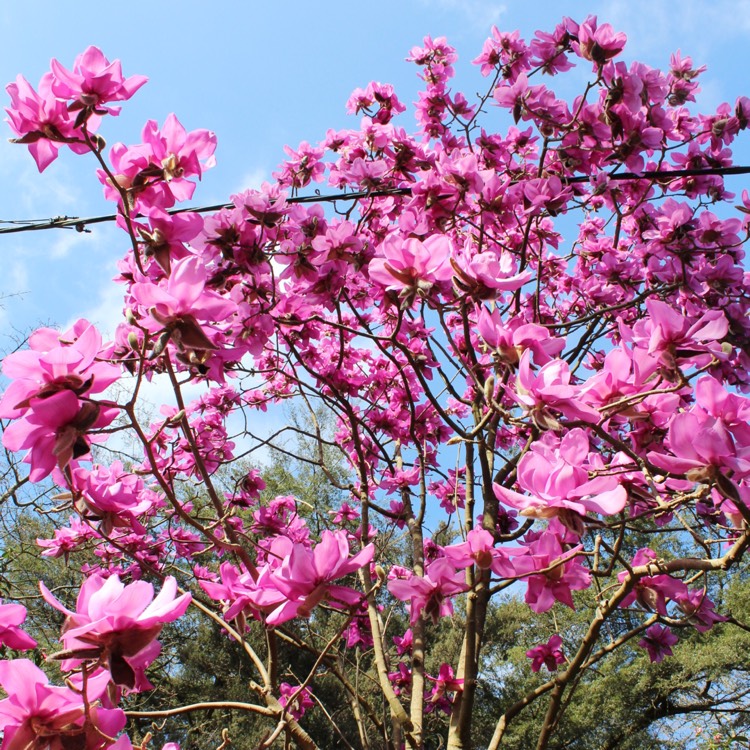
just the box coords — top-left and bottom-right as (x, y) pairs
(2, 0), (750, 341)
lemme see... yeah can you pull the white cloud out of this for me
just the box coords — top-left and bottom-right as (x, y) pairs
(47, 227), (99, 260)
(0, 141), (84, 216)
(7, 259), (29, 294)
(417, 0), (507, 32)
(234, 167), (268, 194)
(598, 0), (750, 60)
(76, 278), (126, 339)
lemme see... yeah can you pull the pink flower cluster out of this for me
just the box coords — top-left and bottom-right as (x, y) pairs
(6, 46), (145, 171)
(202, 529), (374, 626)
(0, 320), (120, 481)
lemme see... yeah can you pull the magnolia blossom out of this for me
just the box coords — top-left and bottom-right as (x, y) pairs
(635, 298), (729, 370)
(37, 515), (99, 559)
(638, 624), (678, 663)
(130, 254), (237, 357)
(526, 634), (565, 672)
(477, 307), (565, 366)
(0, 600), (37, 650)
(573, 16), (627, 65)
(5, 73), (97, 171)
(451, 244), (533, 299)
(618, 548), (688, 615)
(50, 46), (147, 114)
(514, 531), (591, 613)
(279, 682), (315, 721)
(676, 588), (727, 633)
(512, 351), (601, 429)
(388, 558), (468, 624)
(0, 319), (119, 421)
(0, 659), (129, 750)
(100, 114), (217, 208)
(41, 574), (191, 691)
(427, 663), (463, 714)
(2, 390), (118, 482)
(442, 527), (497, 569)
(494, 429), (628, 523)
(648, 409), (750, 484)
(369, 235), (454, 305)
(0, 320), (120, 481)
(254, 530), (374, 625)
(72, 462), (154, 534)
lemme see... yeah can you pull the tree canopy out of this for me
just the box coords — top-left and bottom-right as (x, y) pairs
(2, 15), (750, 750)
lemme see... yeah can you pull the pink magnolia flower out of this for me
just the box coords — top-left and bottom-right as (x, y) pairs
(581, 345), (660, 415)
(388, 662), (412, 697)
(5, 72), (96, 171)
(346, 81), (406, 124)
(0, 659), (128, 750)
(393, 628), (413, 655)
(618, 548), (688, 615)
(442, 527), (497, 570)
(407, 35), (458, 82)
(130, 254), (237, 356)
(637, 298), (728, 370)
(200, 553), (286, 622)
(428, 468), (467, 513)
(275, 141), (325, 188)
(0, 600), (37, 650)
(474, 26), (531, 78)
(529, 19), (577, 75)
(493, 429), (627, 522)
(647, 407), (750, 490)
(0, 319), (120, 482)
(514, 531), (591, 613)
(225, 470), (266, 509)
(441, 527), (527, 576)
(252, 530), (374, 626)
(2, 390), (117, 483)
(573, 16), (627, 65)
(131, 255), (235, 327)
(427, 663), (463, 714)
(638, 624), (678, 663)
(50, 46), (147, 115)
(101, 114), (216, 209)
(279, 682), (314, 721)
(369, 235), (454, 306)
(329, 502), (361, 525)
(38, 515), (99, 559)
(526, 634), (565, 672)
(342, 610), (373, 649)
(0, 319), (120, 421)
(513, 351), (601, 429)
(40, 574), (191, 691)
(251, 496), (310, 545)
(675, 588), (727, 633)
(129, 207), (204, 275)
(477, 307), (565, 366)
(451, 245), (533, 300)
(388, 558), (468, 624)
(72, 462), (154, 535)
(695, 377), (750, 434)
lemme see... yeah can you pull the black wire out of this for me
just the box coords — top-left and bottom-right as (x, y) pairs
(1, 165), (748, 237)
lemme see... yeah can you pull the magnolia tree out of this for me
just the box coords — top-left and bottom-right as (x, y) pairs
(2, 15), (750, 750)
